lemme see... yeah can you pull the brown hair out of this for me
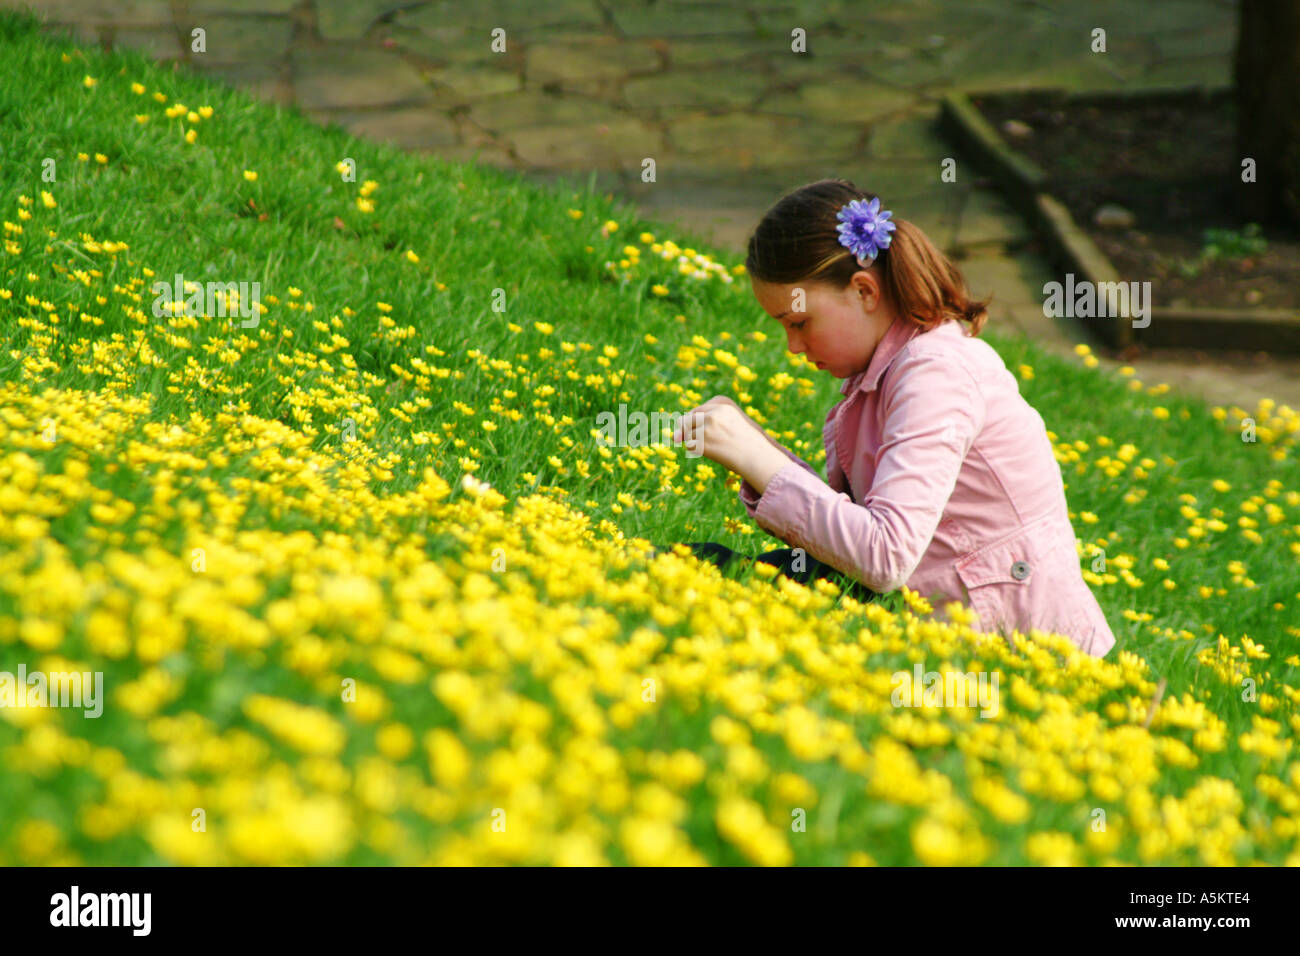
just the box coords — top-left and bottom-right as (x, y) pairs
(744, 178), (990, 335)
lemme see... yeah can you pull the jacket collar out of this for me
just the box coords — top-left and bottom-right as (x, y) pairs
(839, 317), (927, 397)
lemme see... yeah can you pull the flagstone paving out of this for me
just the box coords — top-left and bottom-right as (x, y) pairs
(11, 0), (1298, 410)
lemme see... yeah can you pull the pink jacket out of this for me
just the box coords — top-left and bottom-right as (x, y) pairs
(739, 317), (1116, 658)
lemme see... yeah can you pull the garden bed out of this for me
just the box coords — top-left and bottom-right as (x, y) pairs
(940, 86), (1300, 353)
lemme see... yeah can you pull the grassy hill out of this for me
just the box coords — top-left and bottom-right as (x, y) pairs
(1, 11), (1298, 865)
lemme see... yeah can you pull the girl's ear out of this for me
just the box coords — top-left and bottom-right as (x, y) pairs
(853, 269), (883, 311)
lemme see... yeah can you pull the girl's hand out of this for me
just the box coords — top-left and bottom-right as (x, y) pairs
(673, 396), (788, 487)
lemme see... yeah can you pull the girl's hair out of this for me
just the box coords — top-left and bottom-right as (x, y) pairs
(744, 178), (990, 335)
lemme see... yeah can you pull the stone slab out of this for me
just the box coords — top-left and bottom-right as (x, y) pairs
(384, 25), (499, 65)
(759, 80), (916, 124)
(426, 143), (520, 167)
(399, 0), (605, 34)
(189, 0), (299, 13)
(292, 46), (432, 110)
(866, 105), (949, 160)
(4, 0), (172, 25)
(316, 106), (462, 150)
(959, 252), (1057, 309)
(526, 39), (660, 85)
(610, 3), (755, 39)
(467, 91), (625, 131)
(508, 118), (664, 170)
(189, 60), (292, 104)
(624, 69), (766, 111)
(948, 187), (1033, 251)
(314, 0), (399, 40)
(668, 112), (800, 156)
(188, 15), (293, 65)
(665, 38), (766, 69)
(423, 62), (522, 99)
(110, 26), (184, 60)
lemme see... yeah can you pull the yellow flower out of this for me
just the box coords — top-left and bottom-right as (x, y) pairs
(901, 587), (933, 615)
(770, 772), (817, 806)
(40, 191), (56, 209)
(404, 250), (419, 263)
(972, 777), (1031, 824)
(651, 284), (669, 296)
(375, 723), (414, 760)
(243, 170), (258, 181)
(911, 817), (968, 866)
(715, 796), (791, 866)
(83, 75), (97, 88)
(15, 819), (62, 862)
(1026, 831), (1080, 866)
(130, 82), (145, 94)
(424, 728), (471, 788)
(356, 197), (374, 213)
(184, 129), (197, 144)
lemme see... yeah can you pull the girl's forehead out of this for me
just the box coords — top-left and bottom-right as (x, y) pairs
(755, 282), (841, 319)
(753, 278), (821, 301)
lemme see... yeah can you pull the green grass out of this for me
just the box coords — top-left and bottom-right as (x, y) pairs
(1, 10), (1298, 866)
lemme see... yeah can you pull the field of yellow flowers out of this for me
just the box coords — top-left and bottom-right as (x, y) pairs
(1, 13), (1299, 866)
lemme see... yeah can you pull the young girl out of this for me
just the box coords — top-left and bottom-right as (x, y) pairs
(667, 178), (1115, 658)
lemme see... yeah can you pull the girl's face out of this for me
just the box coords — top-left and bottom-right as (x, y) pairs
(750, 270), (897, 379)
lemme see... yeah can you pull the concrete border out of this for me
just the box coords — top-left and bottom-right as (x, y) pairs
(939, 87), (1300, 354)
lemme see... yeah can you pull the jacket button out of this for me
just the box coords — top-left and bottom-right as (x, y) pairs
(1010, 560), (1030, 581)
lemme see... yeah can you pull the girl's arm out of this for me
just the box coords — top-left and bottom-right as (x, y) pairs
(740, 349), (986, 592)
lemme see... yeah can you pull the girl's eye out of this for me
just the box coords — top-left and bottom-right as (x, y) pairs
(790, 321), (805, 330)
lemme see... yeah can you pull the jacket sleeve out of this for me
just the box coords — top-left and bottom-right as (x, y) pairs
(739, 349), (986, 592)
(737, 436), (824, 513)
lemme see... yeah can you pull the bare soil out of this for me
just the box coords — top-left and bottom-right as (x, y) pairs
(973, 91), (1300, 312)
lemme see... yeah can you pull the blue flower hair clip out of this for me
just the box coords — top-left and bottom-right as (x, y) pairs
(836, 196), (896, 266)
